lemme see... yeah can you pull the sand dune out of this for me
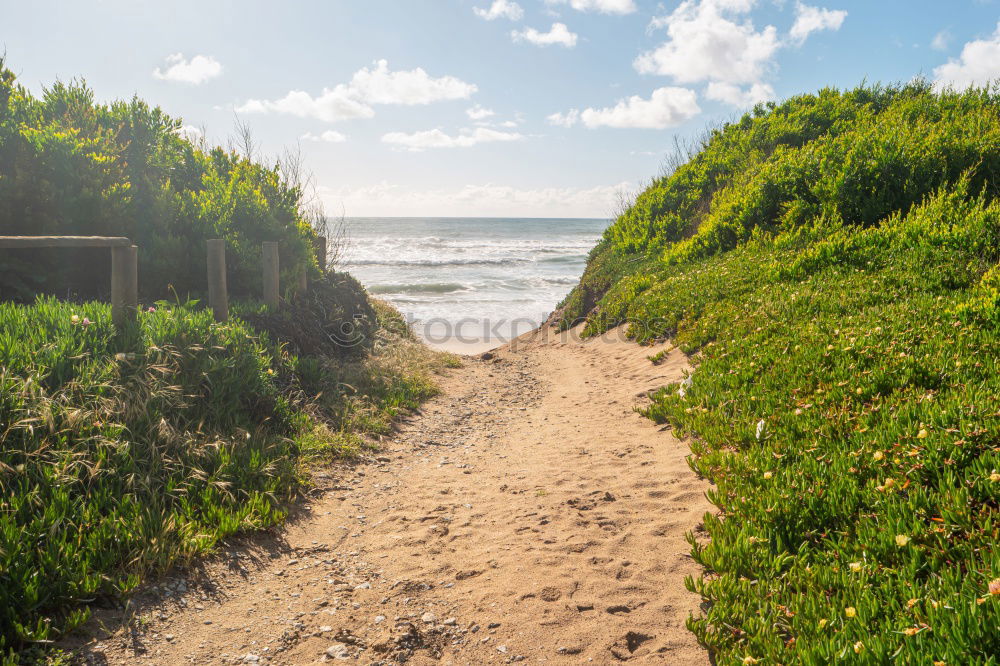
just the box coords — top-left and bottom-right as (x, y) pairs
(76, 324), (712, 664)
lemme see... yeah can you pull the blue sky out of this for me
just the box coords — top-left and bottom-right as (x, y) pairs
(4, 0), (1000, 216)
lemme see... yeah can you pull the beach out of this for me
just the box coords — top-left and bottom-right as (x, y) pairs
(342, 217), (607, 353)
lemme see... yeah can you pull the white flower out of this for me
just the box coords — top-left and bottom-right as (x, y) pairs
(755, 419), (766, 441)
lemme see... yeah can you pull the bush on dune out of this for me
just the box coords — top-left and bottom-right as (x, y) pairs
(0, 56), (316, 302)
(562, 81), (1000, 663)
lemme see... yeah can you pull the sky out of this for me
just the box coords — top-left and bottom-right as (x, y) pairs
(3, 0), (1000, 217)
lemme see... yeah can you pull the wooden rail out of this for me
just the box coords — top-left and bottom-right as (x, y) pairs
(0, 236), (133, 248)
(3, 234), (330, 325)
(1, 236), (138, 325)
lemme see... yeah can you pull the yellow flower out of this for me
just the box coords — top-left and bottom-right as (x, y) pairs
(990, 472), (1000, 483)
(853, 641), (864, 654)
(848, 562), (862, 573)
(855, 387), (863, 395)
(763, 471), (773, 480)
(845, 606), (857, 618)
(906, 598), (918, 609)
(989, 579), (1000, 596)
(917, 428), (929, 439)
(896, 534), (911, 547)
(873, 451), (885, 461)
(818, 618), (828, 628)
(742, 657), (758, 665)
(70, 314), (80, 324)
(903, 627), (920, 636)
(934, 661), (947, 666)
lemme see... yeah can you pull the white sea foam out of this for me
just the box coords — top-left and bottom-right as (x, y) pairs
(343, 217), (607, 345)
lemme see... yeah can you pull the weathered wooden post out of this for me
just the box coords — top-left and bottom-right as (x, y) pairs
(111, 244), (138, 327)
(262, 241), (280, 308)
(207, 239), (229, 322)
(314, 236), (327, 273)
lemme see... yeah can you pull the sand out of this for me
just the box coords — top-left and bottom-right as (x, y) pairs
(70, 324), (713, 664)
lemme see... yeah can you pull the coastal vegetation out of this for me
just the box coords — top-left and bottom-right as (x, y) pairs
(561, 81), (1000, 663)
(0, 60), (455, 660)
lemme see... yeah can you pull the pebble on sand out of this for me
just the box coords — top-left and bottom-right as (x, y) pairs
(325, 643), (350, 659)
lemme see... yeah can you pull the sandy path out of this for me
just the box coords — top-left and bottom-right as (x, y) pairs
(75, 325), (712, 665)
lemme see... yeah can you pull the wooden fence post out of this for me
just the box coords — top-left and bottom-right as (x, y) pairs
(207, 239), (229, 322)
(262, 241), (280, 308)
(314, 236), (327, 273)
(111, 244), (138, 326)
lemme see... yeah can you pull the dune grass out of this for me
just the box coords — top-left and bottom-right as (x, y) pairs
(562, 82), (1000, 663)
(0, 291), (454, 660)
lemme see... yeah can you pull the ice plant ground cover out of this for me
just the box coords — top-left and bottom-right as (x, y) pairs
(560, 82), (1000, 663)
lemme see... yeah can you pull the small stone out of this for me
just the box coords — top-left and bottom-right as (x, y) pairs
(325, 643), (350, 660)
(421, 612), (436, 623)
(354, 582), (371, 590)
(443, 617), (457, 626)
(488, 622), (501, 629)
(497, 645), (508, 653)
(319, 626), (333, 633)
(374, 615), (386, 624)
(243, 655), (260, 663)
(164, 634), (175, 642)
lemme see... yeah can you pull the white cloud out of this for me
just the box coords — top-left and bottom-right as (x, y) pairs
(637, 1), (780, 85)
(934, 23), (1000, 89)
(547, 109), (580, 127)
(319, 181), (633, 217)
(545, 0), (637, 15)
(512, 23), (579, 48)
(176, 125), (203, 141)
(789, 2), (847, 45)
(705, 81), (774, 106)
(474, 0), (524, 20)
(931, 30), (951, 52)
(153, 53), (222, 84)
(381, 127), (524, 151)
(301, 130), (348, 143)
(348, 59), (477, 105)
(237, 89), (374, 123)
(467, 104), (496, 120)
(236, 60), (477, 122)
(549, 88), (700, 129)
(579, 87), (701, 129)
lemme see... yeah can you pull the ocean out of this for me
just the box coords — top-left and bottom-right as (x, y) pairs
(341, 217), (608, 351)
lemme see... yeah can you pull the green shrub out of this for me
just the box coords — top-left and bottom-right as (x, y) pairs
(0, 57), (317, 302)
